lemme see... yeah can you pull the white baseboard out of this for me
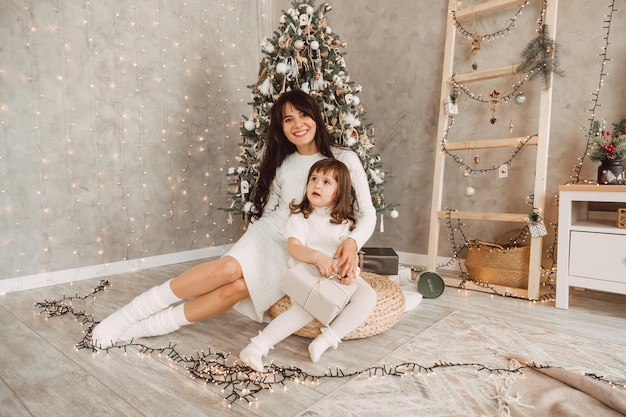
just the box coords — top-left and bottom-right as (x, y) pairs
(0, 247), (457, 294)
(0, 245), (233, 294)
(396, 251), (461, 273)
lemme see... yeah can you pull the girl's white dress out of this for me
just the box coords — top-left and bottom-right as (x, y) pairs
(226, 148), (376, 322)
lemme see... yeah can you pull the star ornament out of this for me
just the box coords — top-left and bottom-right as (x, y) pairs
(469, 33), (483, 54)
(488, 89), (502, 111)
(488, 88), (502, 124)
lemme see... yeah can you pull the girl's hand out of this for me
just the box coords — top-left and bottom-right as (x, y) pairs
(314, 253), (336, 277)
(339, 274), (356, 285)
(334, 238), (357, 279)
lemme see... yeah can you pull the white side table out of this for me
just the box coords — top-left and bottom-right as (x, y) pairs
(556, 184), (626, 309)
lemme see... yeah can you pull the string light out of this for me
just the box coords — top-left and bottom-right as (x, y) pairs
(569, 0), (619, 184)
(440, 209), (556, 302)
(2, 2), (270, 280)
(35, 280), (622, 405)
(442, 118), (537, 175)
(450, 1), (530, 44)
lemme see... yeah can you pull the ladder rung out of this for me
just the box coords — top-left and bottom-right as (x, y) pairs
(437, 211), (529, 222)
(454, 0), (528, 19)
(444, 136), (538, 151)
(452, 64), (519, 84)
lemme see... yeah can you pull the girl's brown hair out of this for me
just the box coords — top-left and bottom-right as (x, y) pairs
(290, 158), (358, 231)
(250, 89), (338, 221)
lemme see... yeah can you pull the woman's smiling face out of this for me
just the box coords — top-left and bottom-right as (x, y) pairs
(281, 102), (318, 155)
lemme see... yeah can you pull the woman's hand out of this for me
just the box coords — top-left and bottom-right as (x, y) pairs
(334, 238), (358, 282)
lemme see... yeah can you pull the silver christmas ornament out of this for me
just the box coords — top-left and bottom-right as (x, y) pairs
(514, 93), (526, 105)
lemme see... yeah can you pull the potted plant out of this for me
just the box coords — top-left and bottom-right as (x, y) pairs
(587, 118), (626, 184)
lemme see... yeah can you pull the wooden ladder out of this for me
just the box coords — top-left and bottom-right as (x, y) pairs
(425, 0), (558, 300)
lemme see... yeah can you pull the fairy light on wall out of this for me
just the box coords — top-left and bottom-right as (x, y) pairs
(113, 1), (134, 262)
(24, 2), (53, 274)
(54, 2), (83, 266)
(0, 1), (271, 281)
(83, 0), (108, 262)
(130, 0), (149, 261)
(199, 5), (213, 245)
(175, 1), (193, 247)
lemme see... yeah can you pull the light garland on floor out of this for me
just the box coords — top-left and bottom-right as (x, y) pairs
(34, 280), (626, 407)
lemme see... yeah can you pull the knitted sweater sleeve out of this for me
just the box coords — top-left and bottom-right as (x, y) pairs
(335, 148), (376, 249)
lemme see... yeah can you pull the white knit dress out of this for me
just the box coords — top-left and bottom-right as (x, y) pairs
(226, 147), (376, 322)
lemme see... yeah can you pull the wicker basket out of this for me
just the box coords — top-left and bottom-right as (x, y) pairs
(464, 240), (530, 289)
(268, 271), (405, 340)
(618, 208), (626, 228)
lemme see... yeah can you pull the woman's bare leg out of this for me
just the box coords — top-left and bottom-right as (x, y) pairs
(92, 256), (247, 348)
(183, 277), (249, 322)
(170, 256), (243, 299)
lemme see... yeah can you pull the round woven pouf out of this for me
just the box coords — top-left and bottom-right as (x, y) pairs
(268, 271), (406, 340)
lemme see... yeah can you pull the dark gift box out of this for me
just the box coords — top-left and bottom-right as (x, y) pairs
(359, 247), (399, 275)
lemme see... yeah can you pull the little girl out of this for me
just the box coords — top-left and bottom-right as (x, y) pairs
(239, 158), (377, 372)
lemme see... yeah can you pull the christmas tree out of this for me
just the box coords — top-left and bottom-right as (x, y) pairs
(223, 0), (396, 222)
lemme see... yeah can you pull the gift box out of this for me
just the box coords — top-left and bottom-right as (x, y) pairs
(359, 247), (399, 275)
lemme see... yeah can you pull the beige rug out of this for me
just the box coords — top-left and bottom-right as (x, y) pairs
(35, 285), (626, 416)
(297, 311), (626, 417)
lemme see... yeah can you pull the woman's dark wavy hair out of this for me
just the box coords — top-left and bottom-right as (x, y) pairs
(250, 89), (338, 221)
(289, 158), (358, 231)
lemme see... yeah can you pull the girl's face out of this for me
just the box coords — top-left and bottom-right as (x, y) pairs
(306, 169), (338, 208)
(282, 102), (318, 155)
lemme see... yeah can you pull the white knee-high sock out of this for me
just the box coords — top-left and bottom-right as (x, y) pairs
(239, 305), (313, 372)
(92, 279), (181, 348)
(119, 303), (191, 342)
(326, 277), (377, 339)
(308, 277), (377, 362)
(308, 326), (340, 362)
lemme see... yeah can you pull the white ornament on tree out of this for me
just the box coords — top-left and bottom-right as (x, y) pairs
(390, 209), (399, 219)
(244, 120), (255, 131)
(276, 62), (288, 73)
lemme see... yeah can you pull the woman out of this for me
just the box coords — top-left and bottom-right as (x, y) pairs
(92, 89), (377, 349)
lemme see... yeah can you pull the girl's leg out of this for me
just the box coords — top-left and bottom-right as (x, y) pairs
(239, 305), (314, 372)
(309, 277), (377, 362)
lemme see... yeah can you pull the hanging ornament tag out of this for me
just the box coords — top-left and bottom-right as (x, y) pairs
(528, 220), (548, 237)
(380, 213), (384, 233)
(498, 164), (509, 178)
(527, 213), (548, 237)
(444, 96), (458, 116)
(240, 180), (250, 198)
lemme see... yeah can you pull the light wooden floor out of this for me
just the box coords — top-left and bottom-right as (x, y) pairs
(1, 259), (625, 417)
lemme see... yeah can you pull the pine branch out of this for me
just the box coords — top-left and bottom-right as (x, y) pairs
(517, 24), (564, 90)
